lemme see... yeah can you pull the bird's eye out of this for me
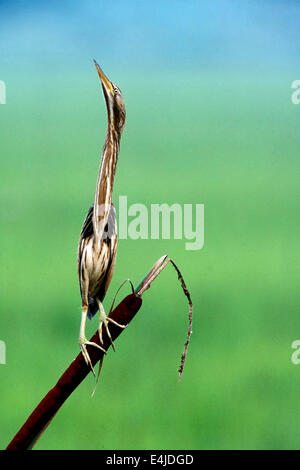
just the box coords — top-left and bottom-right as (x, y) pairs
(114, 87), (118, 94)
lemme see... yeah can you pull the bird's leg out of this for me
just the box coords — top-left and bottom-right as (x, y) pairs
(79, 305), (106, 376)
(96, 298), (126, 351)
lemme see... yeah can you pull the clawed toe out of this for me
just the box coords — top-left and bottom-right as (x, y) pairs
(98, 315), (126, 351)
(79, 338), (107, 376)
(96, 299), (124, 351)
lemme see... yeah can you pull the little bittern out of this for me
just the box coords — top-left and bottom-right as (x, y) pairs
(77, 61), (126, 373)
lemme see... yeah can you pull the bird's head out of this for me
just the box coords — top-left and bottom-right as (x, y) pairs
(93, 60), (126, 135)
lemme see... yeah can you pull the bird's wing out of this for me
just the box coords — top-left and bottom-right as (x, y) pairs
(77, 205), (94, 284)
(88, 204), (118, 309)
(80, 204), (94, 239)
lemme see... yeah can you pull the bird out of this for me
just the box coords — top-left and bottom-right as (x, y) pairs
(77, 60), (126, 374)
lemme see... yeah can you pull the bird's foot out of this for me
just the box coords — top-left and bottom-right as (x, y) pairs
(79, 337), (106, 376)
(98, 309), (126, 351)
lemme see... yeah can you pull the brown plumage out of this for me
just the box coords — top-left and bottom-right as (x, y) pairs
(77, 61), (126, 373)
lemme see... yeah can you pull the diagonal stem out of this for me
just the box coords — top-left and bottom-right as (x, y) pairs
(6, 293), (142, 451)
(6, 255), (193, 450)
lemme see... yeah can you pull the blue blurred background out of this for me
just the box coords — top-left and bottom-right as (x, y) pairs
(1, 0), (300, 450)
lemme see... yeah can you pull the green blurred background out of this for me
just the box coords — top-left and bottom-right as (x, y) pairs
(1, 0), (300, 450)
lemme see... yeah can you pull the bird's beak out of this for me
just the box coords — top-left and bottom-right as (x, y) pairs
(93, 60), (114, 97)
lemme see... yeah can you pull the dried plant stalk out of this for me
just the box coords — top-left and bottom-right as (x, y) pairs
(136, 255), (193, 381)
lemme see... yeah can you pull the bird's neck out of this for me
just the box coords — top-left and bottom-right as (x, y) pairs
(93, 124), (120, 237)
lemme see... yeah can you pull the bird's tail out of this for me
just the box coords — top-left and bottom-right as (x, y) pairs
(87, 299), (98, 320)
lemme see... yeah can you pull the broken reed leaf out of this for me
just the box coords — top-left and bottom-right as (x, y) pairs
(136, 255), (193, 381)
(135, 254), (169, 295)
